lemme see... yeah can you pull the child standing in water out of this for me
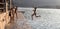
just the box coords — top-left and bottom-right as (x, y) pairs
(32, 7), (41, 20)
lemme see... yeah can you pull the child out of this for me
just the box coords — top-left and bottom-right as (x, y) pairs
(31, 7), (41, 20)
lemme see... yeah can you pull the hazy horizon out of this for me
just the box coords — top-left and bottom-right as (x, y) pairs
(13, 0), (60, 8)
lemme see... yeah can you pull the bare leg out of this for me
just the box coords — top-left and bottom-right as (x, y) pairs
(31, 15), (33, 20)
(36, 15), (41, 17)
(16, 11), (18, 19)
(31, 14), (34, 20)
(35, 13), (41, 17)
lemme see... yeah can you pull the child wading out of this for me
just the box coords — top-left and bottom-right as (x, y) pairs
(9, 8), (14, 23)
(9, 6), (18, 23)
(31, 7), (41, 20)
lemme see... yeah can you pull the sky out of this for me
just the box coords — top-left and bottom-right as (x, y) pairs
(13, 0), (60, 8)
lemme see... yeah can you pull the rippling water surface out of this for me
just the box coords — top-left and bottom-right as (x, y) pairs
(17, 7), (60, 29)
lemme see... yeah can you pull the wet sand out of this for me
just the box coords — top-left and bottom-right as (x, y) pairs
(5, 12), (32, 29)
(15, 12), (32, 29)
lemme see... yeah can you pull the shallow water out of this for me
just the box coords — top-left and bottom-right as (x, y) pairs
(17, 7), (60, 29)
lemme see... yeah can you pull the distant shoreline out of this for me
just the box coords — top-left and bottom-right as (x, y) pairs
(18, 7), (60, 9)
(18, 7), (60, 11)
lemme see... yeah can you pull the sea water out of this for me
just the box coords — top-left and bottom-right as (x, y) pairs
(18, 7), (60, 29)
